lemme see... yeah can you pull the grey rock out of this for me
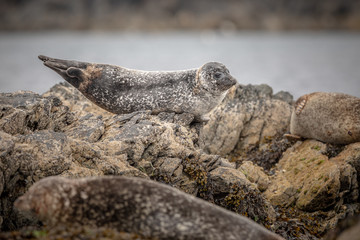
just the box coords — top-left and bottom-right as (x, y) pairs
(0, 91), (75, 135)
(65, 114), (105, 143)
(273, 91), (294, 105)
(0, 83), (248, 231)
(209, 167), (276, 224)
(200, 84), (292, 156)
(3, 81), (360, 239)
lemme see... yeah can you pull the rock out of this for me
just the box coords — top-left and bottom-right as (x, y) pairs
(264, 140), (339, 211)
(0, 225), (152, 240)
(209, 167), (254, 193)
(209, 167), (276, 225)
(265, 140), (359, 213)
(0, 83), (249, 231)
(200, 84), (292, 156)
(273, 91), (294, 105)
(64, 114), (105, 143)
(324, 214), (360, 240)
(159, 158), (182, 176)
(330, 143), (360, 203)
(2, 82), (359, 239)
(42, 82), (112, 118)
(238, 161), (270, 191)
(0, 91), (75, 135)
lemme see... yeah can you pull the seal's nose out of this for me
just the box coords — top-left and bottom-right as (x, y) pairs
(225, 75), (237, 87)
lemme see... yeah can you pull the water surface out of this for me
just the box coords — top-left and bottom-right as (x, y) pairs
(0, 31), (359, 99)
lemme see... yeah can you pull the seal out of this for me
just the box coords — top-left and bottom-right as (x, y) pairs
(15, 176), (284, 240)
(38, 55), (237, 122)
(287, 92), (360, 144)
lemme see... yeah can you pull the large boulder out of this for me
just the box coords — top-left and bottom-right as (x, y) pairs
(200, 84), (293, 156)
(264, 140), (358, 212)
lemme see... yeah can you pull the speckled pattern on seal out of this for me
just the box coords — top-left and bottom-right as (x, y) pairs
(38, 55), (237, 122)
(15, 176), (284, 240)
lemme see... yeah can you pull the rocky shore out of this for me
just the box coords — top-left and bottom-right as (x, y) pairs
(1, 0), (360, 31)
(0, 82), (359, 239)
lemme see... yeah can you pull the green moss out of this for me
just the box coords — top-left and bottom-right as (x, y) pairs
(240, 169), (248, 176)
(32, 230), (48, 238)
(300, 157), (306, 161)
(311, 186), (320, 194)
(307, 158), (317, 163)
(317, 160), (324, 165)
(311, 145), (321, 151)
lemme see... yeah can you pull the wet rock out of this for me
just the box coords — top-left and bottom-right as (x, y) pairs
(200, 84), (292, 156)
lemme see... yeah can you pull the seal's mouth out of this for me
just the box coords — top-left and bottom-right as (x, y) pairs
(39, 55), (71, 78)
(38, 55), (83, 75)
(38, 55), (90, 87)
(218, 75), (237, 91)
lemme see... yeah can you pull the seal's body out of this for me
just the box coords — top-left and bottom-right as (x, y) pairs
(15, 176), (283, 240)
(290, 92), (360, 144)
(38, 55), (236, 121)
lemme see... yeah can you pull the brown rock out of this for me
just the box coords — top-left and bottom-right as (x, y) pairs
(264, 140), (360, 212)
(238, 161), (270, 191)
(200, 84), (292, 156)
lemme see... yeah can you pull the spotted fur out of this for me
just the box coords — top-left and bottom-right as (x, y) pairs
(15, 176), (284, 240)
(39, 55), (237, 122)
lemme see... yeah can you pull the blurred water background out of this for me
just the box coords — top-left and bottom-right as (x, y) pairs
(1, 0), (359, 99)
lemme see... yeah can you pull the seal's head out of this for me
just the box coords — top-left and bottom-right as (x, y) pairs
(14, 177), (73, 224)
(197, 62), (237, 93)
(38, 55), (103, 95)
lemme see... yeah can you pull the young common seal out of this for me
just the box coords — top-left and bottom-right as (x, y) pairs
(15, 176), (284, 240)
(38, 55), (237, 122)
(287, 92), (360, 144)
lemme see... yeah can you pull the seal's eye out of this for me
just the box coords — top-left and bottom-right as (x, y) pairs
(214, 72), (223, 79)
